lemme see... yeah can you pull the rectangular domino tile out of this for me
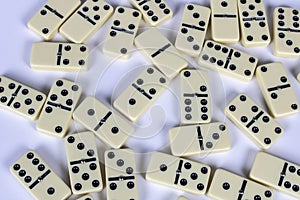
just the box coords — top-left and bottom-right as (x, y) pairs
(198, 40), (258, 82)
(28, 0), (81, 40)
(10, 151), (71, 200)
(273, 7), (300, 58)
(225, 94), (284, 149)
(103, 6), (141, 59)
(250, 152), (300, 199)
(169, 122), (231, 157)
(237, 0), (270, 47)
(175, 4), (210, 57)
(129, 0), (173, 27)
(77, 195), (94, 200)
(146, 152), (211, 195)
(105, 149), (138, 200)
(113, 66), (169, 122)
(59, 0), (113, 43)
(134, 28), (188, 79)
(210, 0), (239, 43)
(0, 76), (46, 120)
(73, 96), (134, 148)
(37, 79), (82, 138)
(30, 42), (89, 72)
(207, 169), (274, 200)
(180, 69), (211, 124)
(256, 62), (300, 118)
(65, 132), (103, 194)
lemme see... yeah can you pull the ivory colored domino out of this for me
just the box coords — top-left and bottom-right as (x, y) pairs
(175, 4), (210, 57)
(250, 152), (300, 199)
(28, 0), (81, 40)
(207, 169), (274, 200)
(169, 122), (231, 157)
(77, 195), (94, 200)
(297, 73), (300, 83)
(211, 0), (239, 43)
(0, 76), (46, 120)
(134, 28), (188, 79)
(103, 6), (141, 59)
(59, 0), (113, 43)
(256, 62), (300, 118)
(225, 94), (284, 149)
(30, 42), (89, 72)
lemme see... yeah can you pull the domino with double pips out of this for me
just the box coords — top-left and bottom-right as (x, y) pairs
(250, 152), (300, 199)
(30, 42), (89, 72)
(37, 79), (82, 138)
(273, 7), (300, 58)
(28, 0), (81, 40)
(237, 0), (270, 47)
(105, 149), (138, 200)
(10, 151), (71, 200)
(146, 152), (211, 195)
(198, 40), (258, 82)
(180, 69), (211, 124)
(73, 96), (134, 148)
(103, 6), (141, 59)
(0, 76), (46, 120)
(207, 169), (273, 200)
(77, 195), (94, 200)
(225, 94), (283, 149)
(65, 132), (103, 194)
(169, 122), (231, 157)
(129, 0), (173, 27)
(175, 4), (210, 57)
(256, 62), (300, 118)
(59, 0), (113, 44)
(211, 0), (240, 43)
(134, 28), (188, 79)
(113, 66), (169, 122)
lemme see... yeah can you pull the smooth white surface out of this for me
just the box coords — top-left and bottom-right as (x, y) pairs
(1, 0), (300, 199)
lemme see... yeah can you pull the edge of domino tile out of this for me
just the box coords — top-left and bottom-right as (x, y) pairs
(297, 73), (300, 83)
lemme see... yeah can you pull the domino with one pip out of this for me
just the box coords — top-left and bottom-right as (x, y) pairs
(175, 4), (210, 57)
(169, 122), (231, 157)
(28, 0), (81, 40)
(225, 94), (283, 149)
(30, 42), (89, 72)
(135, 28), (188, 79)
(59, 0), (113, 43)
(0, 76), (46, 120)
(103, 6), (141, 59)
(256, 62), (300, 118)
(37, 79), (82, 138)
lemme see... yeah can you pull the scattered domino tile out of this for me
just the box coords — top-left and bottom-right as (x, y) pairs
(59, 0), (113, 43)
(207, 169), (274, 200)
(256, 62), (300, 118)
(273, 7), (300, 58)
(198, 40), (258, 82)
(129, 0), (173, 27)
(134, 28), (188, 79)
(0, 76), (46, 120)
(65, 132), (103, 194)
(169, 122), (231, 157)
(225, 94), (284, 149)
(37, 79), (82, 138)
(180, 69), (211, 124)
(237, 0), (270, 47)
(146, 152), (211, 195)
(28, 0), (81, 40)
(77, 195), (94, 200)
(175, 4), (211, 57)
(113, 66), (169, 122)
(105, 149), (138, 200)
(210, 0), (240, 43)
(250, 152), (300, 199)
(103, 6), (141, 59)
(10, 151), (71, 200)
(73, 96), (134, 148)
(177, 196), (189, 200)
(30, 42), (89, 72)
